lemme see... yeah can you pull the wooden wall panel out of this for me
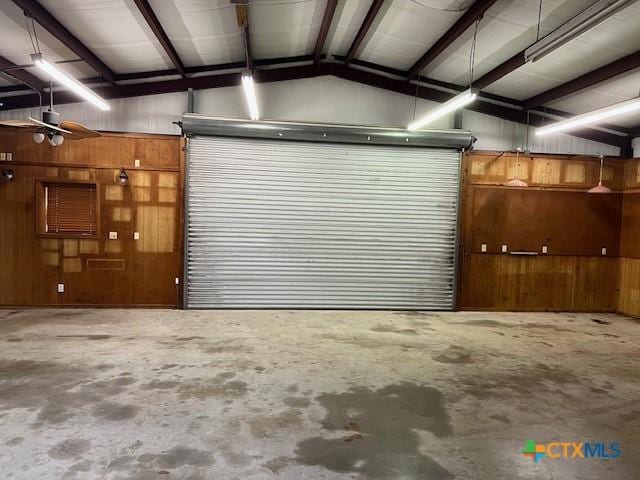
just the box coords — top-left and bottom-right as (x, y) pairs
(469, 188), (622, 256)
(618, 257), (640, 318)
(0, 132), (182, 307)
(459, 152), (627, 313)
(465, 151), (624, 190)
(620, 193), (640, 259)
(460, 255), (619, 312)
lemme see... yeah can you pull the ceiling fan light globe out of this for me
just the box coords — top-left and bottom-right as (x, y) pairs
(52, 134), (65, 146)
(32, 132), (45, 144)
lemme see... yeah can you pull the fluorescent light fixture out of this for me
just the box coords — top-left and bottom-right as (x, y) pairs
(31, 54), (110, 111)
(525, 0), (634, 63)
(536, 96), (640, 136)
(407, 88), (477, 131)
(241, 73), (259, 121)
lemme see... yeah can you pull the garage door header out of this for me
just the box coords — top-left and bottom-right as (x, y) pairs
(181, 114), (475, 149)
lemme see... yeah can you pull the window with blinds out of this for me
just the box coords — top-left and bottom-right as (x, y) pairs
(40, 182), (98, 237)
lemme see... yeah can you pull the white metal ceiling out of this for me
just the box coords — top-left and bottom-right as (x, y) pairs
(0, 0), (638, 127)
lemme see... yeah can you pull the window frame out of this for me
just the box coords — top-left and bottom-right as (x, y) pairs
(35, 178), (101, 239)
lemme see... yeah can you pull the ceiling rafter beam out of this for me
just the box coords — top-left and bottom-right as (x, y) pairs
(335, 56), (631, 134)
(344, 0), (385, 64)
(0, 55), (47, 91)
(0, 63), (630, 151)
(10, 0), (117, 83)
(523, 50), (640, 109)
(313, 0), (338, 64)
(0, 55), (322, 92)
(132, 0), (186, 78)
(407, 0), (499, 78)
(328, 63), (630, 150)
(472, 49), (526, 90)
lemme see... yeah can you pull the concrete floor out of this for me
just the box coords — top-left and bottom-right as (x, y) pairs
(0, 309), (638, 480)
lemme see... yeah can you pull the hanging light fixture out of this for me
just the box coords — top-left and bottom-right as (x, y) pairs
(241, 73), (259, 121)
(31, 54), (110, 111)
(588, 155), (611, 194)
(535, 96), (640, 136)
(117, 168), (129, 186)
(506, 148), (528, 187)
(407, 89), (478, 131)
(407, 19), (480, 131)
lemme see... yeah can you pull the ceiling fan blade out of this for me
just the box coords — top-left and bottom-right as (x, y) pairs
(0, 120), (36, 128)
(28, 117), (72, 135)
(60, 121), (101, 139)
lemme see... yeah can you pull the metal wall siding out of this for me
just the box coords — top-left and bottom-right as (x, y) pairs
(187, 136), (461, 309)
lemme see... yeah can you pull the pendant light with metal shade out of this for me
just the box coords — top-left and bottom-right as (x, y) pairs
(588, 155), (611, 194)
(506, 148), (528, 187)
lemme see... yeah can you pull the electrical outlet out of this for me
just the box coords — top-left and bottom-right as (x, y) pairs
(501, 244), (508, 253)
(57, 283), (64, 293)
(6, 153), (12, 161)
(175, 277), (180, 285)
(133, 232), (140, 240)
(0, 153), (5, 161)
(109, 231), (118, 240)
(481, 243), (487, 253)
(134, 159), (141, 168)
(542, 245), (548, 254)
(602, 247), (607, 256)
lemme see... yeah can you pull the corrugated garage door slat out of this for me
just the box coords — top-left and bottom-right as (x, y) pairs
(186, 136), (461, 309)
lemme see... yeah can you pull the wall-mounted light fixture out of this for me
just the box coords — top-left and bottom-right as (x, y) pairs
(2, 169), (15, 182)
(117, 168), (129, 186)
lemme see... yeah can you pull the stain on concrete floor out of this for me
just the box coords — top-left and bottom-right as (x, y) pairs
(0, 309), (638, 480)
(295, 382), (453, 479)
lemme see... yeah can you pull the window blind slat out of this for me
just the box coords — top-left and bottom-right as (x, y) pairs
(45, 183), (97, 235)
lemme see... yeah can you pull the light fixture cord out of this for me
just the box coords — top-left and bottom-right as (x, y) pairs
(411, 82), (420, 122)
(468, 19), (480, 88)
(536, 0), (544, 41)
(515, 149), (520, 178)
(599, 156), (604, 183)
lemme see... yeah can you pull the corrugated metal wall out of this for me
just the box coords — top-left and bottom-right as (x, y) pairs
(186, 136), (461, 309)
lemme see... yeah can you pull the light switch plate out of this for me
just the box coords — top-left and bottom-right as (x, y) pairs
(133, 232), (140, 240)
(501, 244), (508, 253)
(175, 277), (180, 285)
(109, 231), (118, 240)
(0, 153), (5, 161)
(542, 245), (548, 254)
(134, 159), (141, 167)
(6, 153), (12, 161)
(57, 283), (64, 293)
(481, 243), (487, 253)
(602, 247), (607, 256)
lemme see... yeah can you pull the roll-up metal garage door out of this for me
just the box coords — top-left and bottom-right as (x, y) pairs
(186, 135), (462, 309)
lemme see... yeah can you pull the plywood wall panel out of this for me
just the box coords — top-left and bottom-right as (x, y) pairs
(0, 132), (179, 170)
(465, 152), (624, 190)
(469, 188), (622, 256)
(0, 131), (181, 307)
(618, 257), (640, 318)
(461, 255), (619, 312)
(460, 152), (626, 313)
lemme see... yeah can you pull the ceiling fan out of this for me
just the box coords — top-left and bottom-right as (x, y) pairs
(0, 79), (101, 146)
